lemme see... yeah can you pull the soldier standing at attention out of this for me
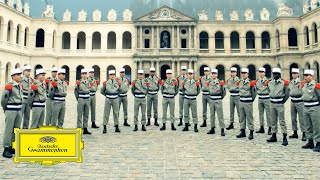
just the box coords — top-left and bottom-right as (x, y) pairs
(177, 66), (188, 126)
(1, 68), (23, 158)
(29, 69), (47, 129)
(266, 68), (290, 146)
(50, 69), (67, 128)
(206, 68), (226, 136)
(181, 69), (201, 132)
(45, 67), (58, 126)
(226, 67), (240, 130)
(146, 67), (160, 126)
(101, 70), (121, 133)
(132, 70), (150, 131)
(301, 69), (320, 152)
(255, 67), (272, 135)
(159, 69), (178, 131)
(88, 68), (99, 128)
(289, 68), (306, 141)
(117, 68), (131, 126)
(74, 69), (91, 135)
(200, 67), (211, 128)
(21, 65), (33, 129)
(236, 68), (257, 140)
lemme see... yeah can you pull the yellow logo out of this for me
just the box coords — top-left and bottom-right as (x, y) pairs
(13, 126), (84, 165)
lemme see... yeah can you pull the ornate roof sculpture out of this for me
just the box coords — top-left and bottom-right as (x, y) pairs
(198, 10), (208, 21)
(16, 0), (23, 12)
(244, 9), (254, 21)
(277, 3), (293, 17)
(123, 9), (133, 21)
(230, 10), (239, 21)
(43, 5), (55, 18)
(107, 9), (117, 21)
(260, 8), (270, 21)
(63, 9), (71, 21)
(215, 10), (223, 21)
(92, 10), (101, 21)
(78, 9), (87, 21)
(24, 2), (30, 16)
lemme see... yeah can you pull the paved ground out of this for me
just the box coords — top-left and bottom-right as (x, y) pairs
(0, 89), (320, 179)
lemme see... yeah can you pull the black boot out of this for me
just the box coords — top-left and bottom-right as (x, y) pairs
(160, 123), (166, 131)
(282, 134), (288, 146)
(115, 125), (121, 133)
(142, 125), (146, 131)
(221, 128), (225, 136)
(123, 119), (130, 127)
(256, 126), (265, 133)
(194, 124), (198, 132)
(182, 123), (189, 131)
(301, 132), (306, 141)
(9, 146), (15, 155)
(313, 142), (320, 152)
(249, 130), (254, 140)
(154, 118), (159, 126)
(236, 129), (246, 138)
(302, 139), (315, 149)
(178, 118), (183, 126)
(207, 127), (215, 134)
(200, 120), (207, 127)
(83, 128), (91, 135)
(188, 123), (191, 126)
(267, 133), (277, 142)
(146, 119), (151, 126)
(103, 125), (107, 134)
(2, 148), (12, 158)
(226, 123), (234, 130)
(91, 122), (99, 128)
(289, 131), (298, 139)
(171, 123), (176, 131)
(133, 125), (138, 132)
(267, 127), (272, 135)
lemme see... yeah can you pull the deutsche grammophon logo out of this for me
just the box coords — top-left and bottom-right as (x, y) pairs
(13, 127), (84, 165)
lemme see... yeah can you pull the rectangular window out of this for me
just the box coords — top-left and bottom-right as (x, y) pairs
(144, 39), (150, 48)
(181, 39), (187, 48)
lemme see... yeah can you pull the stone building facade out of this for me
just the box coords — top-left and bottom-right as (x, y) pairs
(0, 0), (320, 87)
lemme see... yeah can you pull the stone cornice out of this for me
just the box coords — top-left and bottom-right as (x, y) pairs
(0, 2), (32, 20)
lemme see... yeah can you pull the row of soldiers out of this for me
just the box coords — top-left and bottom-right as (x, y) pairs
(1, 64), (320, 158)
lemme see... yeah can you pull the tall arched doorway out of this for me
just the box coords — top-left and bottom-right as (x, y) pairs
(123, 65), (132, 82)
(263, 64), (272, 78)
(216, 65), (225, 81)
(247, 64), (256, 80)
(231, 64), (241, 77)
(76, 65), (84, 80)
(160, 64), (170, 80)
(61, 65), (70, 81)
(199, 65), (209, 77)
(92, 65), (101, 83)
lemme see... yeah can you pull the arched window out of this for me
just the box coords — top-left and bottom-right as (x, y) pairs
(62, 32), (71, 49)
(61, 65), (70, 81)
(246, 31), (255, 49)
(199, 31), (208, 49)
(107, 32), (116, 49)
(312, 23), (318, 44)
(16, 24), (21, 44)
(7, 21), (13, 42)
(36, 29), (45, 47)
(304, 26), (309, 46)
(122, 31), (132, 49)
(52, 30), (56, 48)
(216, 65), (225, 81)
(76, 65), (84, 80)
(77, 32), (86, 49)
(263, 64), (272, 78)
(215, 31), (224, 49)
(247, 64), (256, 80)
(288, 28), (298, 47)
(92, 32), (101, 49)
(261, 31), (270, 49)
(24, 27), (29, 47)
(230, 31), (240, 49)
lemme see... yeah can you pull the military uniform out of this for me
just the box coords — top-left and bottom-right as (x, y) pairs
(301, 77), (320, 151)
(117, 75), (130, 126)
(207, 77), (226, 136)
(160, 74), (178, 130)
(237, 74), (256, 139)
(267, 69), (290, 146)
(289, 77), (306, 140)
(255, 76), (271, 134)
(30, 78), (47, 129)
(88, 75), (99, 127)
(200, 72), (211, 127)
(50, 77), (67, 128)
(177, 73), (187, 125)
(226, 75), (240, 129)
(21, 75), (33, 128)
(75, 77), (91, 133)
(132, 73), (149, 131)
(146, 73), (160, 126)
(44, 76), (58, 126)
(181, 72), (200, 132)
(101, 76), (121, 133)
(1, 72), (23, 158)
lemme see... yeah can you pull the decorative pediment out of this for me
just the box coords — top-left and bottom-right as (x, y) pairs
(277, 3), (293, 17)
(135, 5), (196, 22)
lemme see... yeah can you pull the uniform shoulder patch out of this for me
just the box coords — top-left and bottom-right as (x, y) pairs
(315, 83), (320, 89)
(283, 80), (289, 86)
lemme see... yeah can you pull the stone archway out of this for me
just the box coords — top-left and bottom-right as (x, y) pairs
(76, 65), (84, 80)
(160, 64), (170, 80)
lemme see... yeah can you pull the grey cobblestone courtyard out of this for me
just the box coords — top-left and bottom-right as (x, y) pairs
(0, 90), (320, 179)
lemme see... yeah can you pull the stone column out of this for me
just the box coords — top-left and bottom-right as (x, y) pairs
(18, 28), (24, 46)
(151, 26), (154, 48)
(188, 61), (192, 70)
(280, 32), (288, 52)
(171, 26), (175, 48)
(298, 32), (304, 51)
(156, 61), (160, 77)
(309, 29), (313, 49)
(209, 33), (214, 53)
(11, 27), (17, 44)
(139, 26), (143, 49)
(45, 32), (53, 49)
(172, 60), (176, 77)
(101, 34), (107, 50)
(240, 36), (246, 54)
(193, 26), (197, 48)
(116, 33), (122, 53)
(86, 35), (92, 52)
(188, 26), (192, 48)
(255, 36), (262, 53)
(0, 24), (7, 41)
(157, 26), (160, 48)
(225, 36), (230, 54)
(56, 35), (62, 51)
(177, 26), (180, 48)
(177, 61), (181, 76)
(71, 35), (77, 50)
(194, 60), (198, 77)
